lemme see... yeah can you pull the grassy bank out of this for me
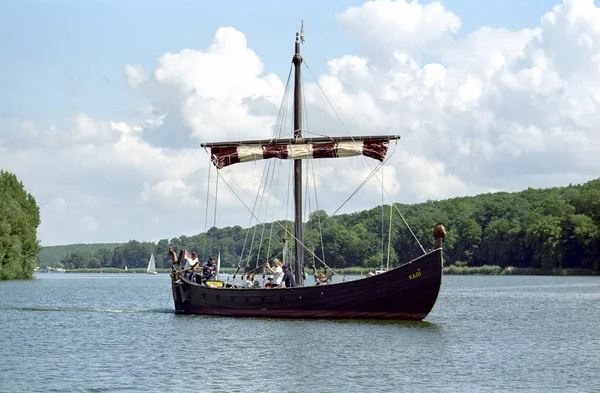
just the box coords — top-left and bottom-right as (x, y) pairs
(443, 265), (598, 276)
(64, 268), (171, 274)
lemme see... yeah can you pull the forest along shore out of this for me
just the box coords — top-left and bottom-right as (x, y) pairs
(36, 179), (600, 276)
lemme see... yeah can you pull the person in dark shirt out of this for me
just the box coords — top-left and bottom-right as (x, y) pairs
(202, 256), (216, 281)
(281, 265), (296, 288)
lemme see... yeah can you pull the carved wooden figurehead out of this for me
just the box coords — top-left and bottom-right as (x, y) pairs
(168, 247), (180, 270)
(434, 223), (446, 249)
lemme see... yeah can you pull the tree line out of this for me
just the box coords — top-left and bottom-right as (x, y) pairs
(39, 178), (600, 273)
(1, 170), (41, 280)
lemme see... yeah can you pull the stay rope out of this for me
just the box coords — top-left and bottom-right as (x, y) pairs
(303, 60), (426, 254)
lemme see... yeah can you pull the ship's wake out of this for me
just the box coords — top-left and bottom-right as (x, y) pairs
(2, 306), (173, 314)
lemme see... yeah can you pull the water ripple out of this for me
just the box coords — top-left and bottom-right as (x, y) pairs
(1, 273), (598, 392)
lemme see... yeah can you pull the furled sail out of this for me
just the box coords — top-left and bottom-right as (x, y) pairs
(203, 136), (400, 169)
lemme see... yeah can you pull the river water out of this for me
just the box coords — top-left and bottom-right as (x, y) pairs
(0, 274), (598, 393)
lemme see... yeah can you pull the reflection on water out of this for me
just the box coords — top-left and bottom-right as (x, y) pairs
(1, 274), (599, 393)
(325, 318), (441, 329)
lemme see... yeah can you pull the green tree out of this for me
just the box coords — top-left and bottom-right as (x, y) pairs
(448, 216), (482, 266)
(479, 218), (525, 267)
(0, 171), (41, 280)
(61, 250), (95, 269)
(23, 177), (600, 274)
(524, 213), (563, 269)
(155, 239), (170, 268)
(96, 248), (113, 268)
(561, 214), (597, 269)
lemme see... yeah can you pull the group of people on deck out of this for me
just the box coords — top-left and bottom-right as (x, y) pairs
(179, 253), (328, 288)
(240, 258), (297, 288)
(264, 258), (296, 288)
(181, 252), (216, 283)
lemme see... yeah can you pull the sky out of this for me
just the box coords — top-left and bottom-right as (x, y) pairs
(1, 0), (599, 246)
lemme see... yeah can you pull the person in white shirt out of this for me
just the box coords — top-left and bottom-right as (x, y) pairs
(243, 274), (254, 289)
(264, 275), (275, 288)
(182, 252), (200, 281)
(265, 258), (284, 287)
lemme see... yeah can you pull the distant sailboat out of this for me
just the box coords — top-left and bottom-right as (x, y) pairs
(147, 253), (158, 274)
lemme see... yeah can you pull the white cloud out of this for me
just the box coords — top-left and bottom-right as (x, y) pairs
(338, 0), (461, 58)
(127, 27), (285, 148)
(438, 27), (539, 78)
(140, 179), (200, 208)
(124, 64), (146, 89)
(2, 0), (600, 246)
(40, 197), (99, 243)
(397, 150), (466, 201)
(79, 213), (99, 232)
(46, 197), (68, 213)
(320, 0), (600, 196)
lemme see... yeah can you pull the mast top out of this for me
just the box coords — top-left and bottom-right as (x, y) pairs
(296, 21), (305, 44)
(293, 22), (303, 66)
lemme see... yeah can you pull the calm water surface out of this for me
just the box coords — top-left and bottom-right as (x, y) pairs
(0, 274), (598, 392)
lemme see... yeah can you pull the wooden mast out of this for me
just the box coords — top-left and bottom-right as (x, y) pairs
(292, 29), (304, 286)
(200, 25), (398, 286)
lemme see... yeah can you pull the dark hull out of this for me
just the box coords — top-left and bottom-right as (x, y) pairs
(171, 248), (443, 321)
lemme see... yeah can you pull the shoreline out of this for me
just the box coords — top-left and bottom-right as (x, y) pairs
(45, 265), (599, 276)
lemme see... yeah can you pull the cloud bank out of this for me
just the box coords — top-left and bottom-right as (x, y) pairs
(1, 0), (599, 245)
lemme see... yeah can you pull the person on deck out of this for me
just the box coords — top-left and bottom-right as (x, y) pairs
(243, 274), (254, 289)
(202, 257), (216, 282)
(281, 265), (296, 288)
(183, 252), (200, 281)
(265, 258), (283, 287)
(316, 273), (327, 285)
(264, 275), (275, 288)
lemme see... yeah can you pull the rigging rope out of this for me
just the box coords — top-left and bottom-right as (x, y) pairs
(213, 170), (219, 232)
(202, 163), (212, 260)
(257, 158), (279, 267)
(246, 160), (270, 268)
(243, 63), (295, 271)
(303, 60), (426, 254)
(327, 152), (390, 218)
(387, 203), (393, 270)
(203, 54), (430, 285)
(381, 165), (384, 270)
(302, 80), (325, 267)
(214, 168), (330, 269)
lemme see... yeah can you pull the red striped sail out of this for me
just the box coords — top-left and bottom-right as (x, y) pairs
(207, 139), (395, 169)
